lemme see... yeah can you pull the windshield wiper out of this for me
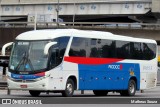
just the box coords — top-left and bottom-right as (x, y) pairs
(15, 52), (35, 72)
(15, 52), (27, 71)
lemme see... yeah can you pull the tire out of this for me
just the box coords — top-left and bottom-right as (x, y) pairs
(62, 79), (74, 97)
(120, 79), (136, 96)
(93, 90), (108, 96)
(29, 90), (41, 97)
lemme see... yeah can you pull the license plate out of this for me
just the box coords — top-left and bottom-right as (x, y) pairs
(20, 85), (27, 88)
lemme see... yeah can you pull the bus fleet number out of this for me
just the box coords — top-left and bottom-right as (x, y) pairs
(143, 66), (152, 71)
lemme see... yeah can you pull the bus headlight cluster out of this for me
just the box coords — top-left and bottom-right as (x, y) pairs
(35, 74), (51, 81)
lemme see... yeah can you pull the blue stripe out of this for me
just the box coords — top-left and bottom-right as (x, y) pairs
(78, 63), (140, 90)
(11, 73), (43, 80)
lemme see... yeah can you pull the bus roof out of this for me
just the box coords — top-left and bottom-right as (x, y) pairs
(16, 29), (157, 44)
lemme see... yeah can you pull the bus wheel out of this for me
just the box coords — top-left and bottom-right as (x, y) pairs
(29, 90), (41, 97)
(93, 90), (108, 96)
(62, 79), (74, 97)
(120, 79), (136, 96)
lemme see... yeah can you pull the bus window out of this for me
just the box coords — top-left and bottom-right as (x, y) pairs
(100, 40), (116, 58)
(69, 37), (87, 57)
(131, 42), (143, 60)
(89, 39), (99, 58)
(143, 43), (156, 60)
(89, 39), (116, 58)
(49, 37), (70, 69)
(116, 41), (130, 59)
(58, 37), (70, 58)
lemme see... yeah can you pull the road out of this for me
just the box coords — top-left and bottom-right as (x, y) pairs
(0, 87), (160, 106)
(0, 86), (159, 101)
(0, 86), (160, 98)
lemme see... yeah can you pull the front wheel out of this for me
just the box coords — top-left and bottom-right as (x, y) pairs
(120, 79), (136, 96)
(29, 90), (41, 97)
(62, 79), (74, 97)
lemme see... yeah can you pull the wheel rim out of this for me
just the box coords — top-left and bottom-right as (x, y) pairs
(129, 82), (135, 94)
(67, 83), (73, 94)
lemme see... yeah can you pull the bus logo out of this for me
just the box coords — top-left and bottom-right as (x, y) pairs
(108, 64), (123, 70)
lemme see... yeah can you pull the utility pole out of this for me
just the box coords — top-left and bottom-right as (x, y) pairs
(34, 13), (37, 30)
(73, 2), (76, 27)
(56, 0), (60, 27)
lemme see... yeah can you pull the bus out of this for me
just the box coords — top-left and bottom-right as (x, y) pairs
(2, 29), (157, 97)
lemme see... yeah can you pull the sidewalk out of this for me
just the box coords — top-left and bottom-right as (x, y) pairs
(0, 70), (7, 82)
(0, 66), (8, 82)
(0, 69), (7, 89)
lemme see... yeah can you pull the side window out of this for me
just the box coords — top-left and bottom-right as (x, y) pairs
(89, 39), (116, 58)
(68, 37), (157, 60)
(49, 37), (70, 69)
(100, 39), (116, 58)
(89, 39), (101, 58)
(49, 47), (59, 69)
(69, 37), (87, 57)
(116, 41), (130, 59)
(143, 43), (156, 60)
(58, 37), (70, 57)
(130, 42), (143, 60)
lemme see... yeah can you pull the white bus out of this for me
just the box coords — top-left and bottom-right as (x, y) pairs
(3, 29), (157, 97)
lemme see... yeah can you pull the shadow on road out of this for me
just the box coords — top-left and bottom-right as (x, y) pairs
(6, 93), (145, 98)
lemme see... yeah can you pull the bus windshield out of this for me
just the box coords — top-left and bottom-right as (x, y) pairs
(9, 41), (50, 73)
(9, 37), (70, 74)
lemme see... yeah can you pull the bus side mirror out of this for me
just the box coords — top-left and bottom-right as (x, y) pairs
(1, 42), (13, 56)
(44, 42), (57, 55)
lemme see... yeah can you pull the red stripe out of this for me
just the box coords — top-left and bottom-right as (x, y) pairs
(34, 72), (45, 76)
(64, 56), (123, 65)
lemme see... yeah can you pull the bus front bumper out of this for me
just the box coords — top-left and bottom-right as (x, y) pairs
(7, 77), (49, 91)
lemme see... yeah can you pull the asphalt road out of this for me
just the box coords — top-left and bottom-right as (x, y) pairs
(0, 86), (160, 98)
(0, 86), (159, 103)
(0, 87), (160, 106)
